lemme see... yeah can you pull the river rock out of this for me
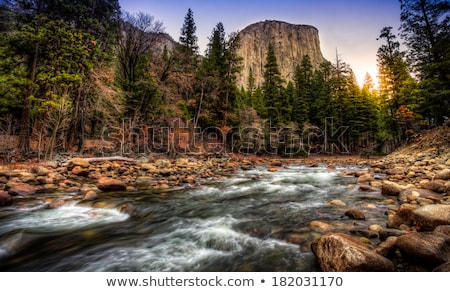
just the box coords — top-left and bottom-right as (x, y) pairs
(311, 233), (395, 272)
(68, 158), (90, 168)
(82, 190), (98, 201)
(412, 204), (450, 231)
(379, 228), (408, 241)
(309, 220), (334, 232)
(422, 180), (446, 193)
(375, 236), (397, 258)
(327, 199), (347, 206)
(7, 183), (36, 196)
(399, 188), (442, 203)
(97, 177), (126, 191)
(382, 180), (403, 196)
(71, 166), (90, 176)
(359, 185), (377, 192)
(396, 232), (450, 268)
(386, 203), (417, 229)
(31, 166), (51, 176)
(357, 173), (373, 183)
(0, 190), (12, 206)
(435, 169), (450, 180)
(345, 209), (366, 220)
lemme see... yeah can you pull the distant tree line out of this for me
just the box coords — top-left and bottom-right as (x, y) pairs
(0, 0), (448, 159)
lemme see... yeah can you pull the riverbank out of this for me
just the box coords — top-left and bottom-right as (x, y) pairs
(0, 127), (449, 272)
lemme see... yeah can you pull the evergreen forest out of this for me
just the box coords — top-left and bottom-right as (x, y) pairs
(0, 0), (449, 160)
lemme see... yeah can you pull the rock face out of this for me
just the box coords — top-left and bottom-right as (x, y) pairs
(236, 20), (325, 88)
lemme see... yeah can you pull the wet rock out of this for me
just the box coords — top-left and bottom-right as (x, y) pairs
(357, 173), (373, 183)
(311, 233), (395, 272)
(327, 199), (347, 206)
(48, 199), (65, 209)
(396, 232), (450, 268)
(382, 180), (403, 196)
(309, 220), (334, 232)
(359, 185), (377, 192)
(412, 204), (450, 231)
(0, 190), (12, 206)
(7, 183), (36, 196)
(368, 224), (383, 233)
(345, 209), (366, 220)
(82, 190), (98, 201)
(97, 177), (126, 191)
(267, 167), (277, 172)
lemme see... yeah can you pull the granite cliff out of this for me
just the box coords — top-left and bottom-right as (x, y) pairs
(236, 20), (326, 88)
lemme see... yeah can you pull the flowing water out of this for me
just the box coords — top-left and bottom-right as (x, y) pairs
(0, 165), (388, 271)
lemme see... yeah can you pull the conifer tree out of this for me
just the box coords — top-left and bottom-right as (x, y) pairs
(399, 0), (450, 125)
(179, 8), (199, 55)
(262, 43), (285, 126)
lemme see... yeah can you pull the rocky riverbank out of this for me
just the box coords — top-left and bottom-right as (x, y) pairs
(0, 127), (449, 272)
(311, 126), (450, 272)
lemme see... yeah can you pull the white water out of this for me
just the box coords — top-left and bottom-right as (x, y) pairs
(0, 165), (387, 272)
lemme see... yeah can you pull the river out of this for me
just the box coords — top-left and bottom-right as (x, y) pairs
(0, 164), (388, 271)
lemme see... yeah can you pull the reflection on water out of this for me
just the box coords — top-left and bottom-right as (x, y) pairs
(0, 165), (387, 271)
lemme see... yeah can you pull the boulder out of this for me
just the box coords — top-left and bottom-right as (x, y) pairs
(396, 232), (450, 268)
(97, 177), (126, 191)
(7, 183), (36, 196)
(412, 204), (450, 231)
(0, 190), (12, 206)
(311, 233), (395, 272)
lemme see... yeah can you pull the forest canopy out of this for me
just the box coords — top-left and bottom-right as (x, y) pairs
(0, 0), (448, 160)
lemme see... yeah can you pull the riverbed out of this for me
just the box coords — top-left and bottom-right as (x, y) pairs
(0, 164), (389, 271)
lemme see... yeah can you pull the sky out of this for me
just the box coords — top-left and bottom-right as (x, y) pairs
(119, 0), (402, 87)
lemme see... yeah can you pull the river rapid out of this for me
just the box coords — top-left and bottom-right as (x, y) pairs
(0, 164), (389, 272)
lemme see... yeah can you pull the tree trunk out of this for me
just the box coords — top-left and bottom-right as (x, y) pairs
(19, 42), (39, 155)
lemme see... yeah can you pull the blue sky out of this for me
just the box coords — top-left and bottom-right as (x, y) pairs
(119, 0), (402, 87)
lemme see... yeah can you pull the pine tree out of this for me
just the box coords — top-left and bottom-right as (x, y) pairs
(179, 8), (199, 55)
(399, 0), (450, 125)
(293, 55), (313, 127)
(262, 43), (285, 126)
